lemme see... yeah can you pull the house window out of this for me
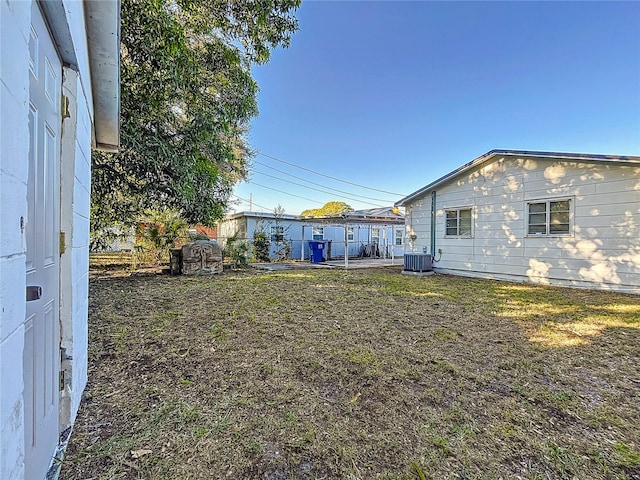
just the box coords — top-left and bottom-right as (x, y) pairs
(445, 208), (472, 236)
(371, 228), (380, 244)
(395, 229), (403, 245)
(270, 225), (284, 242)
(347, 227), (354, 241)
(312, 227), (324, 240)
(528, 199), (571, 235)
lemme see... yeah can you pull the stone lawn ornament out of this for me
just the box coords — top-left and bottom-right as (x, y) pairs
(171, 240), (223, 275)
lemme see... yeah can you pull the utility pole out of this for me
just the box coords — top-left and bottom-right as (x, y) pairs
(249, 193), (253, 211)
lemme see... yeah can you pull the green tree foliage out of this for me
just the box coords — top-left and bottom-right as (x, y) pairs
(252, 221), (271, 263)
(224, 232), (249, 268)
(91, 0), (300, 246)
(272, 205), (291, 261)
(301, 201), (354, 217)
(135, 209), (188, 264)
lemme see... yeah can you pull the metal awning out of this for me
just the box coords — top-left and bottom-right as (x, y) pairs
(300, 207), (405, 226)
(300, 208), (405, 268)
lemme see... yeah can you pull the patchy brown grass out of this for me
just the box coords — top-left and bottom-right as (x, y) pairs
(60, 266), (640, 480)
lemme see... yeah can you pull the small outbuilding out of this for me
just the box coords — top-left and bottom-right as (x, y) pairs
(0, 2), (120, 479)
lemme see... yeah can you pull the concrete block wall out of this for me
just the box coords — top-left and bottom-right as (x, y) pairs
(58, 0), (93, 430)
(2, 1), (97, 477)
(0, 1), (32, 478)
(70, 81), (92, 419)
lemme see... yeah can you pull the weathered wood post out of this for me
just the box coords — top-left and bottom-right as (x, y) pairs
(169, 248), (182, 275)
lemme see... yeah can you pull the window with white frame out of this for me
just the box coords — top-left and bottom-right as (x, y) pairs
(527, 199), (571, 235)
(312, 226), (324, 240)
(395, 229), (403, 245)
(371, 228), (380, 244)
(445, 208), (472, 236)
(347, 227), (354, 241)
(270, 225), (284, 242)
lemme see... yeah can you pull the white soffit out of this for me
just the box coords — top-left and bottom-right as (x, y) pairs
(84, 0), (120, 152)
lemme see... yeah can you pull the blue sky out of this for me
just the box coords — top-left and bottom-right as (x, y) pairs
(232, 0), (640, 215)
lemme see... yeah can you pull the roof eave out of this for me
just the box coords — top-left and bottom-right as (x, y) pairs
(85, 0), (121, 152)
(396, 149), (640, 207)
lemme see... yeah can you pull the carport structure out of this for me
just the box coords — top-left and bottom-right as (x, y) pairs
(300, 207), (405, 268)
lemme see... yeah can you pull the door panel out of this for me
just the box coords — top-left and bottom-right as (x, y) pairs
(24, 3), (62, 479)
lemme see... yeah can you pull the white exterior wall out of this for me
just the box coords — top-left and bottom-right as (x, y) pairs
(405, 155), (640, 293)
(217, 217), (248, 246)
(246, 217), (304, 259)
(59, 65), (93, 428)
(1, 2), (34, 477)
(305, 224), (404, 259)
(1, 1), (96, 478)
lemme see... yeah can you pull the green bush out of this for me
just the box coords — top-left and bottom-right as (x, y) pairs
(252, 231), (271, 262)
(224, 233), (249, 268)
(135, 209), (188, 264)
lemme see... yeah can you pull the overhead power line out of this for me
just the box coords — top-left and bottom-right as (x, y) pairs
(253, 170), (388, 208)
(256, 151), (407, 196)
(232, 194), (272, 212)
(253, 159), (396, 203)
(249, 181), (325, 205)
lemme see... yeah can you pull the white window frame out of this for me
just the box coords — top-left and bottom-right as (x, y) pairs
(270, 225), (284, 242)
(371, 227), (380, 244)
(347, 227), (354, 242)
(312, 226), (324, 240)
(526, 198), (572, 236)
(395, 229), (403, 245)
(444, 207), (473, 237)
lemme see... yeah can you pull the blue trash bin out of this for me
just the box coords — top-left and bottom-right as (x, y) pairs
(308, 241), (325, 263)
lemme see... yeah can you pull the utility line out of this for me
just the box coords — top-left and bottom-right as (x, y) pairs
(249, 181), (325, 205)
(232, 194), (272, 212)
(253, 159), (397, 203)
(252, 171), (387, 208)
(256, 150), (407, 196)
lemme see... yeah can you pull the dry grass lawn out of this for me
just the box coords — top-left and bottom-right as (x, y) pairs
(60, 264), (640, 479)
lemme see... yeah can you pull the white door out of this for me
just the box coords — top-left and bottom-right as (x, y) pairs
(24, 3), (62, 478)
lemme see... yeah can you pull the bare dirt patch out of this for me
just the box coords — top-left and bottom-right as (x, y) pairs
(60, 266), (640, 479)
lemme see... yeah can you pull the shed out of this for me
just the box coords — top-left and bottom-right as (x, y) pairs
(0, 2), (120, 478)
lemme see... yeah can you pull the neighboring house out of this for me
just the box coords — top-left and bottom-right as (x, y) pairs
(218, 211), (303, 258)
(396, 150), (640, 294)
(217, 207), (405, 260)
(0, 2), (120, 479)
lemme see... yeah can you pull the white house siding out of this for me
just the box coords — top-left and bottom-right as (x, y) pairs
(404, 155), (640, 293)
(1, 1), (100, 478)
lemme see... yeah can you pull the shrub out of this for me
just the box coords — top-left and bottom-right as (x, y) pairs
(252, 231), (271, 263)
